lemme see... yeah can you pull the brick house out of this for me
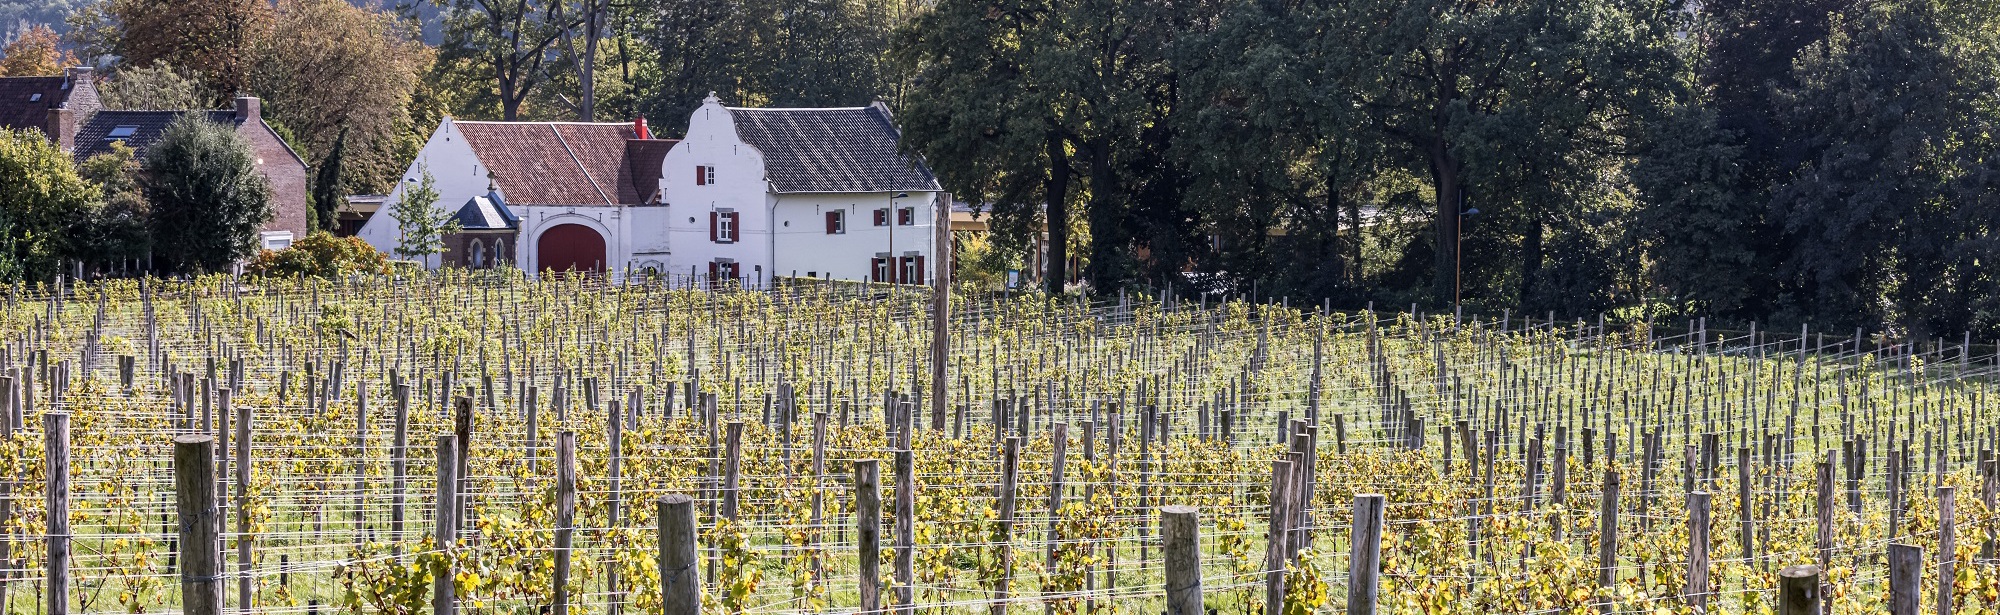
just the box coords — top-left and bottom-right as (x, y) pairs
(0, 66), (99, 147)
(70, 97), (312, 250)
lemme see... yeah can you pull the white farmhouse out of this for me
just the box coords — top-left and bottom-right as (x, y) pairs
(357, 93), (944, 285)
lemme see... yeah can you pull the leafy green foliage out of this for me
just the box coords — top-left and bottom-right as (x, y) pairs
(389, 167), (458, 262)
(140, 114), (275, 274)
(246, 230), (392, 278)
(0, 127), (97, 281)
(73, 141), (152, 268)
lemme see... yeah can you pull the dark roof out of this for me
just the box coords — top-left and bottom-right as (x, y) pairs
(0, 72), (96, 135)
(456, 122), (680, 206)
(626, 139), (676, 203)
(452, 194), (517, 230)
(728, 103), (940, 193)
(71, 110), (234, 161)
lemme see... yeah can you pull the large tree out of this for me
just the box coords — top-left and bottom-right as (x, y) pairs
(249, 0), (431, 192)
(1772, 0), (2000, 336)
(0, 128), (96, 281)
(142, 114), (274, 274)
(112, 0), (272, 97)
(73, 141), (152, 270)
(436, 0), (575, 120)
(98, 62), (217, 110)
(0, 25), (73, 76)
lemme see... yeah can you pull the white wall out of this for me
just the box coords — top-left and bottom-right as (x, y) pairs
(357, 117), (492, 268)
(515, 205), (627, 276)
(772, 192), (940, 283)
(659, 98), (776, 283)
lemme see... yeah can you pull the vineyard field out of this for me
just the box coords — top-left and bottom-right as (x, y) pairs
(0, 271), (1987, 615)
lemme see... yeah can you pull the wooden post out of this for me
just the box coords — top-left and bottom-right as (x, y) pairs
(1939, 485), (1957, 615)
(1348, 494), (1385, 615)
(1686, 491), (1710, 610)
(658, 494), (700, 615)
(993, 436), (1020, 615)
(1597, 467), (1618, 610)
(894, 444), (915, 615)
(235, 397), (253, 613)
(175, 435), (221, 615)
(554, 432), (576, 615)
(1888, 543), (1922, 615)
(723, 422), (743, 520)
(1779, 564), (1820, 615)
(1264, 460), (1292, 615)
(607, 402), (624, 615)
(931, 192), (951, 433)
(434, 435), (459, 615)
(391, 384), (409, 551)
(856, 459), (882, 615)
(1161, 505), (1202, 615)
(45, 412), (68, 615)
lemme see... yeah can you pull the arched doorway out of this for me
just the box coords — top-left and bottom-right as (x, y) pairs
(537, 223), (606, 273)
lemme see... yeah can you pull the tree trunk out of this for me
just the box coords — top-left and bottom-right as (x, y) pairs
(1045, 130), (1071, 295)
(1429, 152), (1462, 306)
(1521, 217), (1543, 306)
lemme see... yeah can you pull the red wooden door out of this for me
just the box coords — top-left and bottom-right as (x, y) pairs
(537, 224), (606, 273)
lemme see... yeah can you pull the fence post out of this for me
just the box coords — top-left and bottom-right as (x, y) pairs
(1265, 460), (1292, 615)
(174, 434), (221, 615)
(1161, 505), (1202, 615)
(1348, 494), (1385, 615)
(1888, 543), (1922, 615)
(1779, 564), (1820, 615)
(1939, 485), (1957, 615)
(1597, 468), (1618, 613)
(658, 494), (700, 615)
(856, 459), (882, 615)
(45, 412), (69, 615)
(433, 435), (459, 615)
(1686, 491), (1710, 610)
(554, 432), (576, 615)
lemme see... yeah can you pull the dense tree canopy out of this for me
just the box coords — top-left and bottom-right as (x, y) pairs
(16, 0), (2000, 337)
(141, 115), (274, 274)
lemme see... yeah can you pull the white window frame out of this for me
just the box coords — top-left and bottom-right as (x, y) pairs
(717, 211), (737, 243)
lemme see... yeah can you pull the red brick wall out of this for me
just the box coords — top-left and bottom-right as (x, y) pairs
(239, 121), (311, 241)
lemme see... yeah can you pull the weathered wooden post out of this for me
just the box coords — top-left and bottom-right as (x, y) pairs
(1687, 491), (1710, 610)
(554, 431), (576, 615)
(1265, 460), (1292, 615)
(175, 434), (221, 615)
(993, 436), (1020, 615)
(45, 412), (69, 615)
(658, 494), (700, 615)
(1939, 485), (1957, 615)
(1778, 564), (1821, 615)
(1161, 505), (1202, 615)
(1888, 543), (1922, 615)
(434, 435), (459, 615)
(856, 459), (882, 614)
(1348, 494), (1385, 615)
(235, 396), (253, 613)
(1597, 467), (1618, 613)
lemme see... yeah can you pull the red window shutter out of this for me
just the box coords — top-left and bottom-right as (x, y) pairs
(826, 212), (838, 234)
(695, 166), (706, 185)
(916, 255), (926, 284)
(708, 261), (718, 281)
(709, 212), (718, 242)
(726, 212), (740, 242)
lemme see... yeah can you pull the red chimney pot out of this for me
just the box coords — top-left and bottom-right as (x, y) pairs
(634, 117), (651, 140)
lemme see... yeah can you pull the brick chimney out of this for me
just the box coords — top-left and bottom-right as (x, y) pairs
(45, 108), (74, 152)
(235, 96), (261, 122)
(64, 65), (91, 88)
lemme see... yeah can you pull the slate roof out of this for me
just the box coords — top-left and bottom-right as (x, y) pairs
(452, 194), (518, 230)
(728, 103), (940, 193)
(0, 71), (96, 134)
(455, 121), (681, 206)
(71, 110), (235, 161)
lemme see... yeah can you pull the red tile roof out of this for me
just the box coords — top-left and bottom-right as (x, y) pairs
(455, 121), (679, 206)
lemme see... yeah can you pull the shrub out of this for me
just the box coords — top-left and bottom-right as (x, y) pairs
(246, 231), (391, 278)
